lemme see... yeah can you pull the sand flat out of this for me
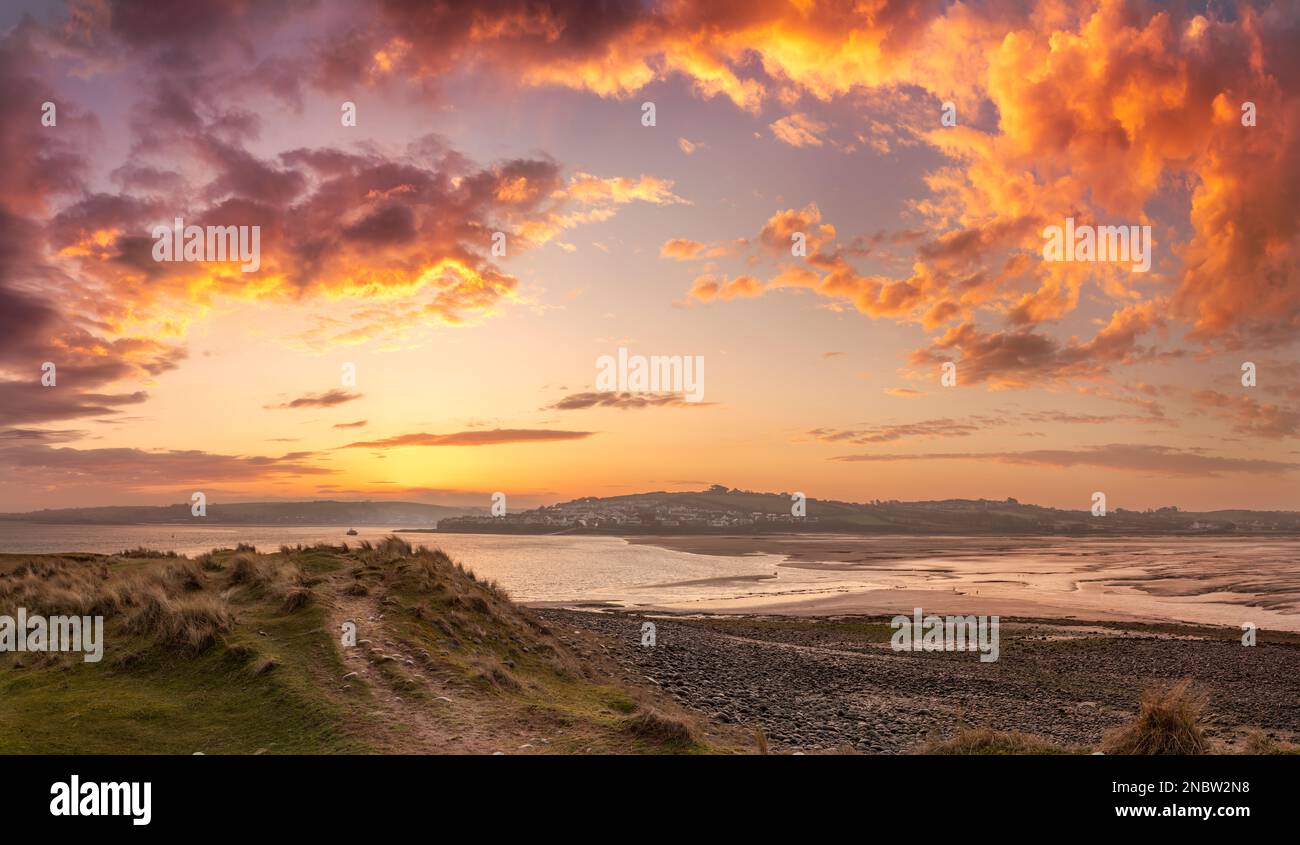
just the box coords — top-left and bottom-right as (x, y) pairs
(628, 533), (1300, 632)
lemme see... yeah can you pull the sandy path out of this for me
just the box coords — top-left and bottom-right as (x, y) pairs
(324, 574), (501, 753)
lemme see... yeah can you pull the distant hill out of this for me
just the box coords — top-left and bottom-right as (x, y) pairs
(438, 486), (1300, 535)
(0, 500), (480, 526)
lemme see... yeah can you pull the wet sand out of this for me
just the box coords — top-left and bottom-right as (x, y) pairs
(625, 534), (1300, 632)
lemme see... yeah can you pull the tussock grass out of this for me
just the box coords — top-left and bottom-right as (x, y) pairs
(0, 552), (237, 654)
(0, 558), (108, 617)
(922, 726), (1072, 755)
(117, 547), (180, 559)
(122, 588), (233, 652)
(621, 706), (698, 746)
(163, 560), (205, 592)
(227, 553), (260, 585)
(1241, 730), (1300, 755)
(1103, 680), (1210, 755)
(224, 553), (312, 611)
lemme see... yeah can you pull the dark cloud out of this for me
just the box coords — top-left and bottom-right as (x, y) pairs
(1193, 391), (1300, 439)
(545, 392), (712, 411)
(0, 428), (87, 444)
(338, 429), (596, 449)
(0, 382), (147, 427)
(268, 389), (362, 410)
(907, 301), (1165, 388)
(0, 441), (333, 488)
(808, 419), (987, 444)
(831, 444), (1298, 477)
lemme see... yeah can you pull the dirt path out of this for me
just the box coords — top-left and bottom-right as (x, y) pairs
(323, 573), (503, 753)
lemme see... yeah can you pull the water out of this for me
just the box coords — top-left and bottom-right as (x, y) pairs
(0, 523), (797, 605)
(1, 523), (1297, 631)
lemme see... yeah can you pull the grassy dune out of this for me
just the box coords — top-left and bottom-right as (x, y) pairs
(0, 538), (732, 754)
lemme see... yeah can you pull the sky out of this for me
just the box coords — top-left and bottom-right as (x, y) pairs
(1, 0), (1298, 513)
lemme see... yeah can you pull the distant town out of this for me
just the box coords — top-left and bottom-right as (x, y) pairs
(443, 499), (819, 531)
(435, 485), (1300, 536)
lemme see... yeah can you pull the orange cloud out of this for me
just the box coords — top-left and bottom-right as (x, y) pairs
(688, 274), (764, 303)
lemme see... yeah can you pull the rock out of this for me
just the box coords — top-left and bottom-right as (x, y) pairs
(342, 671), (358, 681)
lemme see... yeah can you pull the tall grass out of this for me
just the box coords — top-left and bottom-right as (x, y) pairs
(1103, 680), (1210, 755)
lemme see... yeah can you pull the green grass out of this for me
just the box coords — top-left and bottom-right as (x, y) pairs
(0, 625), (361, 754)
(0, 550), (364, 754)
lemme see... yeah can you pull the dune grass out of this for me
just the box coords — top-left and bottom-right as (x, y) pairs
(0, 540), (724, 754)
(0, 547), (358, 754)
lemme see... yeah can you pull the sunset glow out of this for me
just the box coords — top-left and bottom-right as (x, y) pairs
(2, 0), (1299, 512)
